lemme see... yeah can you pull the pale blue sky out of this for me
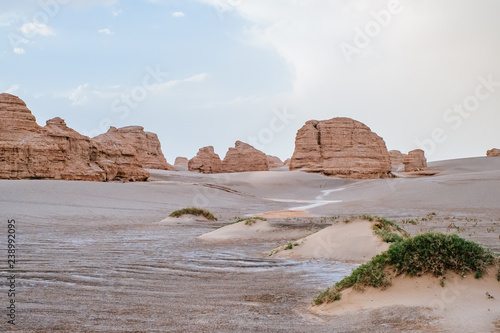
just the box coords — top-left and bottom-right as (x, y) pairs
(2, 0), (500, 162)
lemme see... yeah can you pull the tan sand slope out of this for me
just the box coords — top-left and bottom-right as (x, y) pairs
(271, 220), (390, 262)
(197, 219), (325, 242)
(157, 214), (211, 225)
(254, 210), (312, 218)
(197, 219), (275, 240)
(311, 272), (500, 332)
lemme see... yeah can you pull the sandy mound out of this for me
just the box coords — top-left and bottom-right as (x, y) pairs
(254, 210), (312, 218)
(197, 219), (275, 240)
(270, 219), (390, 262)
(157, 214), (211, 225)
(198, 218), (324, 241)
(311, 272), (500, 332)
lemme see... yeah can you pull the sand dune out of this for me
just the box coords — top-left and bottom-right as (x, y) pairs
(270, 220), (390, 262)
(311, 271), (500, 332)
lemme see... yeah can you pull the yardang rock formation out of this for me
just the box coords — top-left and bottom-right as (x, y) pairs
(267, 155), (284, 168)
(487, 148), (500, 157)
(174, 157), (189, 167)
(111, 126), (175, 170)
(289, 117), (392, 179)
(0, 93), (164, 182)
(221, 141), (269, 173)
(188, 146), (222, 174)
(403, 149), (427, 172)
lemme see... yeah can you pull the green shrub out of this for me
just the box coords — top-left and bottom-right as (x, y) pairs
(314, 232), (497, 305)
(169, 207), (217, 221)
(388, 233), (494, 277)
(236, 216), (267, 225)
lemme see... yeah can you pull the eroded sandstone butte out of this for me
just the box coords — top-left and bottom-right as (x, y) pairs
(221, 141), (269, 173)
(267, 155), (284, 168)
(487, 148), (500, 157)
(110, 126), (175, 170)
(174, 157), (189, 167)
(403, 149), (427, 172)
(0, 93), (150, 182)
(389, 150), (406, 171)
(92, 127), (150, 181)
(188, 146), (222, 174)
(289, 117), (392, 179)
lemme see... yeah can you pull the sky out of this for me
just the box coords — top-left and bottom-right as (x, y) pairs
(1, 0), (500, 163)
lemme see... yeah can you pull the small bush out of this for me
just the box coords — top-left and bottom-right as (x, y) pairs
(372, 218), (408, 243)
(388, 233), (494, 277)
(314, 232), (497, 305)
(169, 207), (217, 221)
(236, 216), (267, 226)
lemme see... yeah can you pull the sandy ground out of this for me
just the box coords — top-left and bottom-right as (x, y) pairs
(0, 156), (499, 332)
(312, 272), (500, 332)
(270, 220), (390, 262)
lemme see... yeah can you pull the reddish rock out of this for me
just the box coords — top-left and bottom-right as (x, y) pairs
(389, 150), (407, 171)
(111, 126), (175, 170)
(92, 127), (150, 182)
(267, 155), (284, 168)
(403, 149), (427, 172)
(188, 146), (222, 174)
(221, 141), (269, 173)
(487, 148), (500, 157)
(0, 93), (150, 182)
(283, 158), (291, 166)
(289, 118), (392, 179)
(0, 94), (105, 181)
(174, 157), (189, 167)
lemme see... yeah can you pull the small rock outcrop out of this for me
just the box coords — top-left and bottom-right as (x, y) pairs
(188, 146), (222, 174)
(221, 141), (269, 173)
(389, 150), (407, 169)
(403, 149), (427, 172)
(174, 157), (189, 167)
(283, 158), (291, 166)
(0, 93), (151, 182)
(487, 148), (500, 157)
(289, 118), (392, 179)
(113, 126), (175, 170)
(92, 127), (151, 181)
(267, 155), (284, 168)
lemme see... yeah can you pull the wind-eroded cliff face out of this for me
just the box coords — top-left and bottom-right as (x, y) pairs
(290, 117), (392, 179)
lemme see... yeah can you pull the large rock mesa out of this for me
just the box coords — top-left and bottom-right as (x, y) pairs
(289, 117), (392, 179)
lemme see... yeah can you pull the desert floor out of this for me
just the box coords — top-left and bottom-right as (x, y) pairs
(0, 156), (499, 332)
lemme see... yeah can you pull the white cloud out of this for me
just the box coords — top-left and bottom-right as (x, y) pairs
(98, 28), (114, 35)
(184, 73), (209, 82)
(0, 12), (20, 27)
(13, 47), (26, 55)
(172, 11), (185, 18)
(69, 84), (90, 106)
(156, 73), (209, 91)
(65, 0), (119, 9)
(112, 9), (123, 17)
(198, 1), (500, 156)
(64, 84), (123, 106)
(5, 84), (20, 94)
(20, 23), (55, 37)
